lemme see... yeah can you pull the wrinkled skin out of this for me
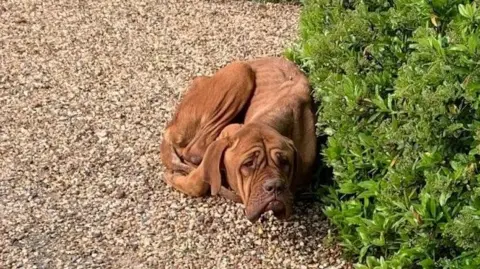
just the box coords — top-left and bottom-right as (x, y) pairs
(198, 123), (299, 221)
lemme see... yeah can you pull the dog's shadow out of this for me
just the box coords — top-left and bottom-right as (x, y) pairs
(293, 132), (334, 204)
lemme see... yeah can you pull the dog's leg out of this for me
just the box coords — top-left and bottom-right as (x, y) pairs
(181, 63), (256, 164)
(164, 170), (241, 201)
(160, 135), (195, 175)
(164, 169), (209, 197)
(170, 146), (194, 174)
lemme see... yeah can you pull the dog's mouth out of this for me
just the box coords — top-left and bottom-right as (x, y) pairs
(246, 199), (289, 223)
(265, 200), (287, 219)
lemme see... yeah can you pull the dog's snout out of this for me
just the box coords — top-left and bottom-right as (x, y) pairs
(263, 179), (285, 194)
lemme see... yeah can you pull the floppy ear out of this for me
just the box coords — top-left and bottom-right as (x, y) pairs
(219, 124), (243, 139)
(287, 140), (300, 179)
(200, 138), (230, 196)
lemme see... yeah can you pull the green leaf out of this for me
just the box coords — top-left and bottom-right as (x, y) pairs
(373, 91), (388, 111)
(372, 233), (385, 246)
(358, 133), (375, 147)
(431, 0), (447, 9)
(447, 123), (464, 133)
(418, 258), (434, 268)
(429, 198), (437, 219)
(367, 112), (382, 124)
(359, 245), (370, 261)
(339, 182), (359, 194)
(451, 161), (461, 171)
(459, 4), (469, 18)
(468, 35), (478, 54)
(358, 180), (378, 190)
(366, 256), (378, 268)
(449, 45), (468, 52)
(346, 216), (366, 226)
(358, 229), (370, 243)
(358, 190), (376, 199)
(324, 127), (334, 135)
(439, 192), (451, 206)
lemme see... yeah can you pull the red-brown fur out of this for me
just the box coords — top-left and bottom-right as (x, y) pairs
(160, 57), (316, 221)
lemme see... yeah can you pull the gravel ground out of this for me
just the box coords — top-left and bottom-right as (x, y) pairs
(0, 0), (349, 268)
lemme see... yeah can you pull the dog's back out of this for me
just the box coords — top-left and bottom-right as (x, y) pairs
(244, 57), (317, 188)
(162, 62), (255, 167)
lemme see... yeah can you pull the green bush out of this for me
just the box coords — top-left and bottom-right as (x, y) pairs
(251, 0), (301, 4)
(287, 0), (480, 267)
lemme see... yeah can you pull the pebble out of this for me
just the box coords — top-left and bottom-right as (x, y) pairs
(115, 190), (126, 199)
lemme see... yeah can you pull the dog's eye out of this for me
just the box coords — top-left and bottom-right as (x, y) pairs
(276, 152), (288, 164)
(242, 159), (255, 168)
(240, 158), (255, 176)
(276, 152), (290, 170)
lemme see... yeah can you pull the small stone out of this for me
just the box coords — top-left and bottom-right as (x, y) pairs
(196, 215), (205, 223)
(96, 130), (107, 138)
(92, 231), (102, 238)
(115, 190), (126, 199)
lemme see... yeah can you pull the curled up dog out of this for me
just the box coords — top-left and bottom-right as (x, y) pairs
(161, 57), (317, 222)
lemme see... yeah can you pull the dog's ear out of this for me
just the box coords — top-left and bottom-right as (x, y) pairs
(219, 124), (243, 138)
(201, 138), (230, 196)
(287, 139), (300, 180)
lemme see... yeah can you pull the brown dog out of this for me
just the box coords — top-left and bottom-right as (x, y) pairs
(161, 57), (316, 222)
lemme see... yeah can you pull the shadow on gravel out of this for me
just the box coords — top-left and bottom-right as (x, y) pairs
(294, 131), (334, 202)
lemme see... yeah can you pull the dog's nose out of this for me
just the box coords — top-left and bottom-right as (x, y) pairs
(187, 155), (202, 166)
(263, 179), (285, 194)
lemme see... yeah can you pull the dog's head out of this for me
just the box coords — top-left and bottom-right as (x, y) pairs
(200, 123), (298, 222)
